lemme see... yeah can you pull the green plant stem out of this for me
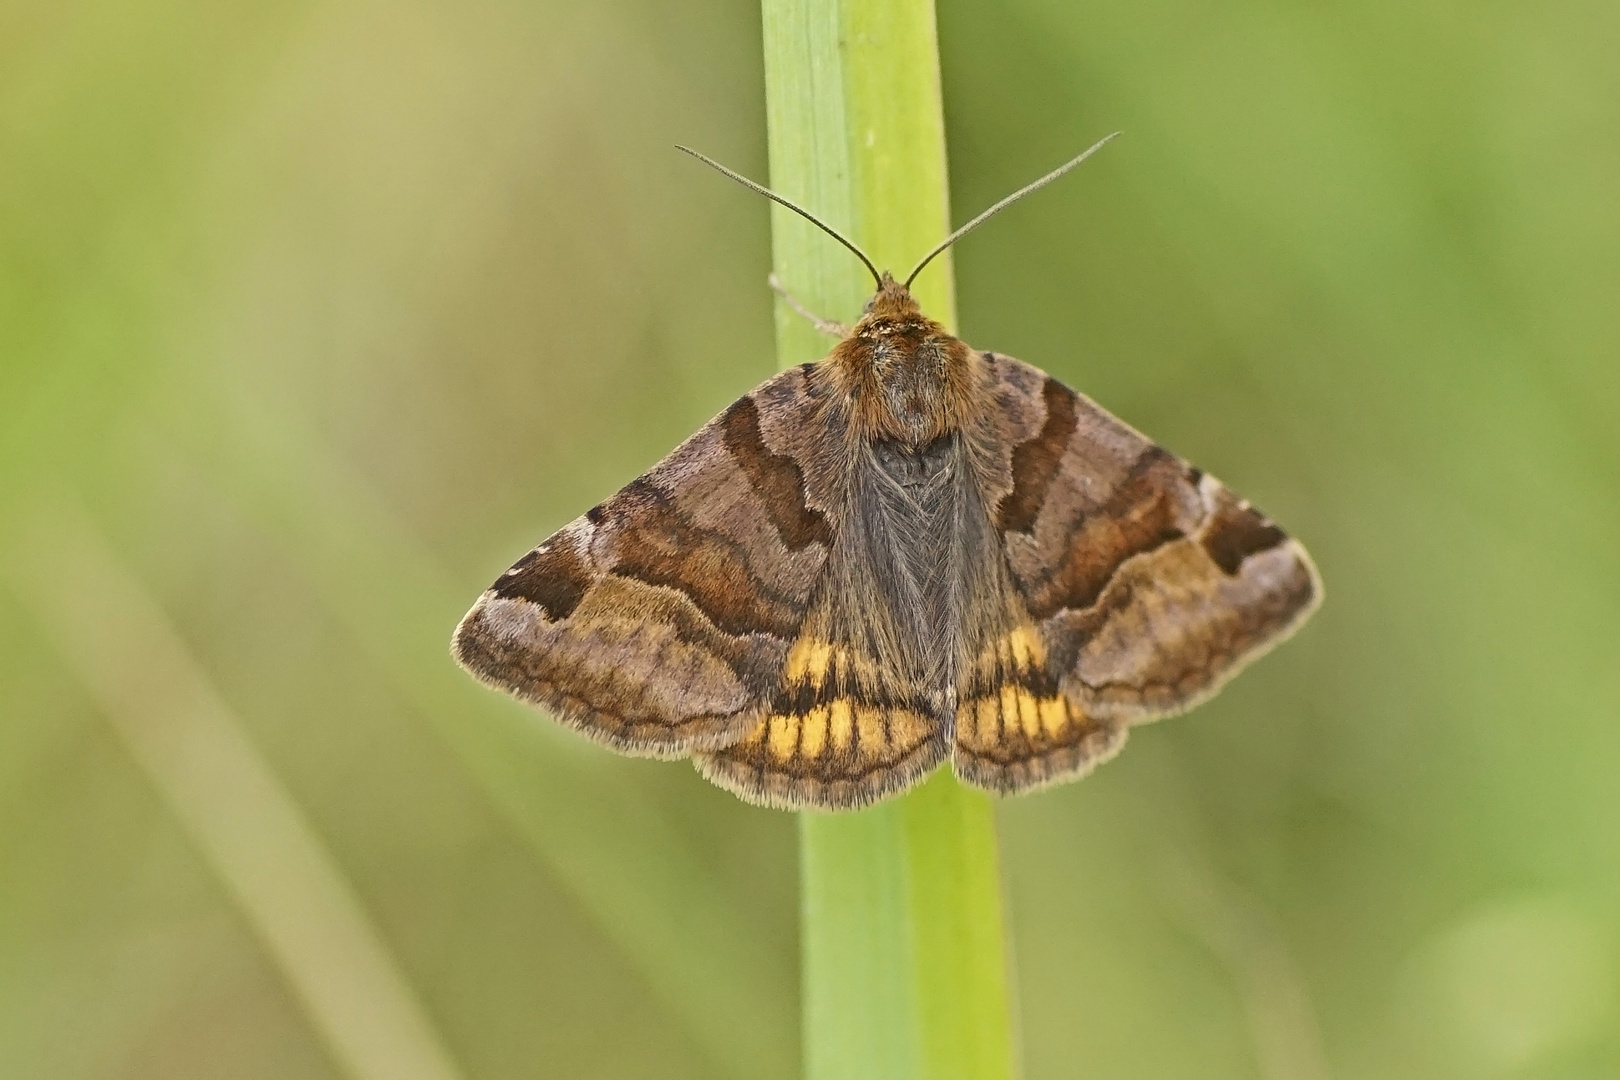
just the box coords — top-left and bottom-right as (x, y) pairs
(760, 2), (1018, 1078)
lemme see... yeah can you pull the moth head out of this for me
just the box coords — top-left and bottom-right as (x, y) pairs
(860, 271), (924, 322)
(852, 274), (947, 358)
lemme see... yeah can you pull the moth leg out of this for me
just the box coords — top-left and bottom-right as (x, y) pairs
(768, 274), (849, 338)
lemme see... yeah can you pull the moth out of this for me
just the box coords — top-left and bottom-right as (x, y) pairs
(453, 136), (1321, 811)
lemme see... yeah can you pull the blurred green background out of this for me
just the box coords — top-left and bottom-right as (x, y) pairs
(3, 0), (1618, 1077)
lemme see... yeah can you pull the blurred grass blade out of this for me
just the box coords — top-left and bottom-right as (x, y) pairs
(5, 503), (467, 1080)
(180, 400), (796, 1078)
(761, 0), (1019, 1077)
(1163, 851), (1333, 1080)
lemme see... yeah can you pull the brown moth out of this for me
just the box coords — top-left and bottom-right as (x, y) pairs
(453, 137), (1322, 811)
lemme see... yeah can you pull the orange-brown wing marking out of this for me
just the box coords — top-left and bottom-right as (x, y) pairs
(453, 363), (846, 757)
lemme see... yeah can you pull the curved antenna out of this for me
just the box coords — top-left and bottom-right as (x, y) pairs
(675, 145), (883, 290)
(903, 132), (1121, 289)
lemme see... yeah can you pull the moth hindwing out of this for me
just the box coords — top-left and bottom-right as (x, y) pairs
(454, 274), (1321, 810)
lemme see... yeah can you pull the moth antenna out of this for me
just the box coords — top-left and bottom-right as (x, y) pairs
(903, 131), (1122, 289)
(675, 145), (883, 290)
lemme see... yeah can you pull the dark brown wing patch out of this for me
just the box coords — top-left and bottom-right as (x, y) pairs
(1200, 497), (1289, 574)
(490, 531), (592, 618)
(995, 379), (1077, 533)
(720, 395), (834, 551)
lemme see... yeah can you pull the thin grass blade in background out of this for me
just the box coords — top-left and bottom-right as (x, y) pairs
(6, 504), (468, 1080)
(182, 397), (796, 1079)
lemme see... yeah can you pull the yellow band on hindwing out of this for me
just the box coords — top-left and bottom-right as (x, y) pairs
(784, 638), (835, 686)
(955, 690), (1077, 751)
(955, 624), (1081, 753)
(799, 706), (828, 758)
(738, 701), (932, 767)
(983, 625), (1045, 674)
(828, 699), (854, 751)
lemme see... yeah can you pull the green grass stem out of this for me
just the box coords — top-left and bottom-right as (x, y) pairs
(760, 3), (1019, 1078)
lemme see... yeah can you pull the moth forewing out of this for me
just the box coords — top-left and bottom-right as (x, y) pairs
(452, 362), (843, 759)
(948, 352), (1322, 795)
